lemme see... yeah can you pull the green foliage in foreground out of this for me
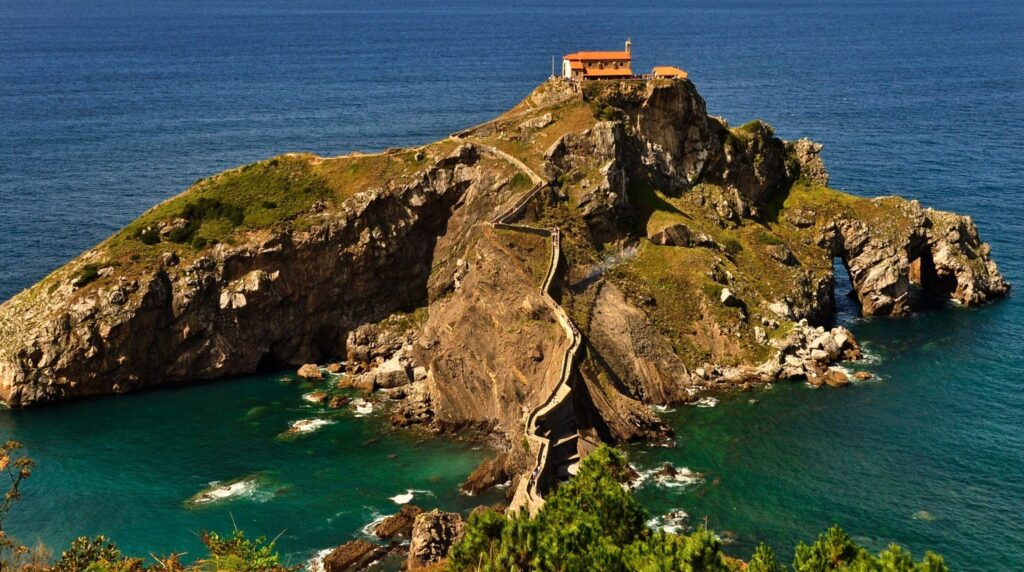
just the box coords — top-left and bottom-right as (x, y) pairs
(44, 530), (292, 572)
(448, 445), (948, 572)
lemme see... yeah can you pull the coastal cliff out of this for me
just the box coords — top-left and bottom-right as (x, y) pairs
(0, 77), (1008, 461)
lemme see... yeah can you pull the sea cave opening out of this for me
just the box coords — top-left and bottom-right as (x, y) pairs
(832, 256), (861, 326)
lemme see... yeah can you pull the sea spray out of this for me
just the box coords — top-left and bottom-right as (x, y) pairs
(185, 473), (273, 507)
(389, 489), (434, 505)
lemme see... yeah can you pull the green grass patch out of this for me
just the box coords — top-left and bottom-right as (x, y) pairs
(753, 230), (785, 246)
(510, 172), (533, 192)
(72, 263), (106, 288)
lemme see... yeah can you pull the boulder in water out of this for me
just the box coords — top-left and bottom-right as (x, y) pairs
(328, 395), (352, 409)
(654, 463), (678, 479)
(323, 540), (386, 572)
(823, 368), (850, 388)
(374, 505), (423, 539)
(298, 364), (323, 381)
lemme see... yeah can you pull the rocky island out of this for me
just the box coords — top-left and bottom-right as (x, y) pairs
(0, 78), (1008, 507)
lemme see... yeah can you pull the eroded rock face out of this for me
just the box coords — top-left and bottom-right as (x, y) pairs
(407, 510), (465, 570)
(0, 145), (497, 407)
(587, 283), (693, 405)
(545, 121), (630, 242)
(828, 199), (1009, 316)
(411, 229), (568, 435)
(0, 77), (1009, 465)
(374, 505), (424, 539)
(461, 452), (520, 496)
(322, 540), (386, 572)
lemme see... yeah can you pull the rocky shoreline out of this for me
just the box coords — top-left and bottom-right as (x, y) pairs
(0, 78), (1009, 519)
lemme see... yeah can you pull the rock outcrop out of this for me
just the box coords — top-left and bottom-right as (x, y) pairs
(374, 505), (423, 539)
(0, 77), (1008, 491)
(819, 198), (1009, 316)
(407, 510), (465, 570)
(321, 540), (386, 572)
(0, 144), (510, 407)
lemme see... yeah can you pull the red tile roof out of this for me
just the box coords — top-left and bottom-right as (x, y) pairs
(563, 51), (632, 61)
(652, 66), (688, 79)
(569, 61), (584, 71)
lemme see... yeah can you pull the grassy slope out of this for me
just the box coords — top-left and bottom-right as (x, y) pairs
(22, 140), (463, 302)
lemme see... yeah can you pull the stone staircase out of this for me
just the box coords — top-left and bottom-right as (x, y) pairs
(484, 173), (587, 515)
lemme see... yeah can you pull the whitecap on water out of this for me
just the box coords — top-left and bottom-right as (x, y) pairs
(646, 509), (690, 534)
(858, 347), (883, 365)
(278, 415), (333, 437)
(186, 474), (270, 506)
(651, 404), (677, 414)
(657, 467), (703, 488)
(302, 392), (327, 404)
(693, 397), (718, 408)
(307, 548), (334, 572)
(352, 398), (374, 417)
(389, 489), (434, 505)
(360, 511), (388, 536)
(631, 465), (703, 490)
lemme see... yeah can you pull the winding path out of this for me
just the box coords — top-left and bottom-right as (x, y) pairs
(467, 141), (587, 515)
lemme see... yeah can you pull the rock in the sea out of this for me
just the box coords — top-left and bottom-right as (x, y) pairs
(304, 391), (329, 404)
(461, 453), (517, 496)
(806, 370), (824, 388)
(831, 203), (1009, 316)
(853, 371), (873, 380)
(823, 368), (850, 388)
(654, 463), (678, 479)
(328, 395), (352, 409)
(323, 540), (386, 572)
(408, 510), (465, 570)
(374, 505), (423, 539)
(298, 364), (323, 381)
(352, 354), (411, 393)
(326, 362), (343, 374)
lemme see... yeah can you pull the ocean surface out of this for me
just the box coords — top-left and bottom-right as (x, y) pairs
(1, 0), (1022, 568)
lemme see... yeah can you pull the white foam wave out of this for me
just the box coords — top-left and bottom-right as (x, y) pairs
(288, 418), (334, 434)
(302, 392), (327, 404)
(693, 397), (718, 408)
(360, 511), (388, 536)
(352, 398), (374, 417)
(307, 548), (334, 572)
(188, 475), (270, 506)
(858, 347), (883, 364)
(652, 404), (677, 414)
(647, 509), (690, 534)
(389, 488), (434, 504)
(631, 465), (703, 490)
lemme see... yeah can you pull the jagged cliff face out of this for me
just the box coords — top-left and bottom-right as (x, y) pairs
(0, 145), (521, 406)
(0, 76), (1009, 464)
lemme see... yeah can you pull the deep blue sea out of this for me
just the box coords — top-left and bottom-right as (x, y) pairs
(1, 1), (1022, 569)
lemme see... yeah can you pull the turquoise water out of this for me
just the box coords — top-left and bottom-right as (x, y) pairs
(627, 273), (1024, 569)
(0, 375), (499, 565)
(2, 0), (1023, 569)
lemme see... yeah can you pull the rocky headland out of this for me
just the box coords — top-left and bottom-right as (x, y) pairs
(0, 78), (1008, 501)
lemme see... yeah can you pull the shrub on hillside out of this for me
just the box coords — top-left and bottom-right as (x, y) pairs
(72, 263), (104, 288)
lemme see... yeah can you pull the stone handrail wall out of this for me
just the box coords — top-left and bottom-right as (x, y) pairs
(491, 180), (583, 515)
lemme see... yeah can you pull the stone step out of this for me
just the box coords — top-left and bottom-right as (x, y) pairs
(553, 433), (578, 447)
